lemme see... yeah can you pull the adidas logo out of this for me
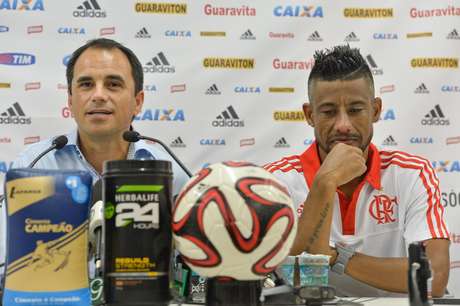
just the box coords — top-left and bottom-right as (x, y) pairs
(0, 102), (31, 125)
(414, 83), (429, 94)
(307, 31), (322, 41)
(240, 29), (256, 40)
(135, 27), (151, 38)
(421, 104), (450, 126)
(345, 32), (359, 42)
(144, 52), (175, 73)
(365, 54), (383, 75)
(382, 135), (397, 146)
(447, 29), (460, 40)
(170, 137), (186, 148)
(73, 0), (106, 18)
(274, 137), (290, 148)
(206, 84), (221, 95)
(212, 105), (244, 127)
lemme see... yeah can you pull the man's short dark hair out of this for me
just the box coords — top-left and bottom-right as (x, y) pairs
(307, 45), (374, 100)
(66, 38), (143, 95)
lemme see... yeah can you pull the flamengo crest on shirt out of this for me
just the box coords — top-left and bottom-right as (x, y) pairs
(369, 195), (398, 224)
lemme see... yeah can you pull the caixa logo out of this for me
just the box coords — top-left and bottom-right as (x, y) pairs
(0, 53), (36, 65)
(441, 85), (460, 92)
(410, 137), (433, 144)
(200, 139), (225, 146)
(164, 30), (192, 38)
(234, 86), (261, 93)
(134, 109), (185, 121)
(0, 161), (12, 173)
(273, 5), (323, 17)
(441, 190), (460, 208)
(431, 161), (460, 173)
(0, 0), (44, 10)
(58, 27), (86, 34)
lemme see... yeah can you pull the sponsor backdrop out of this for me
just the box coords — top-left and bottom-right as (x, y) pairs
(1, 0), (460, 295)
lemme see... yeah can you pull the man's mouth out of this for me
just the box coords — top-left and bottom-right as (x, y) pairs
(86, 109), (113, 116)
(329, 136), (360, 145)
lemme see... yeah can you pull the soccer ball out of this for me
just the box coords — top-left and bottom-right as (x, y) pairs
(172, 161), (297, 280)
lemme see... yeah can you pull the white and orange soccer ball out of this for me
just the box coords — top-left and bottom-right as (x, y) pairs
(172, 161), (297, 280)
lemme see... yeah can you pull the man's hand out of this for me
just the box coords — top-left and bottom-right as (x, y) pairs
(316, 143), (367, 188)
(289, 143), (368, 255)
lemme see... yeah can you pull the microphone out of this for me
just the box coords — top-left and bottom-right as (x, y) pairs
(89, 179), (103, 277)
(123, 130), (192, 177)
(27, 135), (68, 168)
(408, 242), (432, 306)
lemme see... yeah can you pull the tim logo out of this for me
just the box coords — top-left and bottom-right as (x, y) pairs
(0, 53), (35, 65)
(369, 195), (398, 224)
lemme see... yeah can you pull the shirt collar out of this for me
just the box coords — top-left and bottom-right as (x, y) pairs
(299, 141), (381, 190)
(66, 129), (154, 160)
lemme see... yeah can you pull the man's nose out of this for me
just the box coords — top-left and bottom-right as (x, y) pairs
(334, 110), (352, 133)
(91, 83), (108, 102)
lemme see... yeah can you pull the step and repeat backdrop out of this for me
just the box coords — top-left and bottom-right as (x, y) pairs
(1, 0), (459, 295)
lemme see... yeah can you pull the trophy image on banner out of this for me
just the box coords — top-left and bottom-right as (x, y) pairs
(172, 161), (297, 306)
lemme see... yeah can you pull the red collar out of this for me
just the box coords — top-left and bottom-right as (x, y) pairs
(299, 141), (382, 190)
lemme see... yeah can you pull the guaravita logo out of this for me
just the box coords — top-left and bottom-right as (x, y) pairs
(414, 83), (429, 94)
(212, 105), (244, 127)
(307, 31), (322, 41)
(73, 0), (106, 18)
(170, 137), (186, 148)
(447, 29), (460, 39)
(206, 84), (221, 95)
(0, 102), (31, 124)
(382, 135), (397, 146)
(274, 137), (290, 148)
(421, 104), (450, 126)
(144, 52), (175, 73)
(365, 54), (383, 75)
(240, 29), (256, 40)
(344, 32), (359, 42)
(135, 27), (151, 38)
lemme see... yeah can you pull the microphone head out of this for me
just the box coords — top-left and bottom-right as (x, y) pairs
(123, 130), (141, 143)
(52, 135), (68, 149)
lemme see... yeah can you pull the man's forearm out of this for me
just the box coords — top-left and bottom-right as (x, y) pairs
(345, 253), (408, 293)
(290, 177), (337, 255)
(345, 250), (448, 296)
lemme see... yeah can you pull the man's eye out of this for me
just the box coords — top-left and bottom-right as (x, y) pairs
(321, 110), (335, 115)
(349, 108), (363, 113)
(108, 82), (122, 88)
(78, 82), (92, 88)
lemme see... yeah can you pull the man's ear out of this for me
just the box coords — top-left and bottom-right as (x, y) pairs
(372, 97), (382, 123)
(134, 90), (144, 116)
(303, 102), (314, 126)
(67, 94), (74, 117)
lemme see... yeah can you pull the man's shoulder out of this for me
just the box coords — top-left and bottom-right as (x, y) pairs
(263, 155), (303, 174)
(378, 148), (432, 169)
(378, 148), (437, 185)
(134, 139), (165, 159)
